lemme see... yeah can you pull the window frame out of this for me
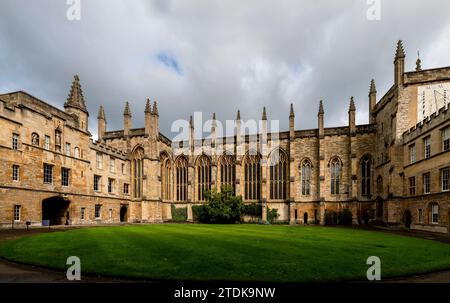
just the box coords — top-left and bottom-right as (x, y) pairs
(61, 167), (70, 187)
(96, 152), (103, 169)
(441, 167), (449, 192)
(65, 142), (71, 156)
(94, 175), (101, 192)
(43, 163), (53, 184)
(423, 172), (431, 194)
(109, 157), (115, 173)
(423, 136), (431, 159)
(442, 126), (450, 152)
(431, 203), (439, 224)
(12, 165), (20, 182)
(301, 159), (312, 196)
(330, 157), (341, 195)
(12, 133), (20, 150)
(409, 144), (416, 164)
(409, 176), (416, 196)
(14, 205), (21, 222)
(108, 178), (115, 194)
(44, 135), (50, 150)
(95, 204), (102, 220)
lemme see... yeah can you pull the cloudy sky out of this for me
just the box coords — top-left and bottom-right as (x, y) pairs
(1, 0), (449, 139)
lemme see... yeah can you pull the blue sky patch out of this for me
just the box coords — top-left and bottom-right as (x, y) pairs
(156, 52), (182, 75)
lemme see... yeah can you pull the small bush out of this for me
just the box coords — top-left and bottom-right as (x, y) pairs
(193, 186), (245, 224)
(338, 209), (353, 225)
(267, 207), (279, 223)
(192, 205), (209, 223)
(170, 205), (187, 222)
(242, 203), (262, 222)
(324, 211), (338, 225)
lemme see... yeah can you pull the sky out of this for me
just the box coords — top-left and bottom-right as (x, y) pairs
(1, 0), (450, 140)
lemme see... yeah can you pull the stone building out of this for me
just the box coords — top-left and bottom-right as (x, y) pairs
(0, 41), (449, 232)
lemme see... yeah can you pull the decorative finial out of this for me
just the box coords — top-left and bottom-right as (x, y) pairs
(369, 79), (377, 94)
(213, 112), (216, 120)
(236, 110), (241, 121)
(152, 101), (159, 116)
(189, 115), (194, 128)
(349, 97), (356, 111)
(124, 102), (131, 116)
(65, 74), (87, 112)
(145, 98), (151, 114)
(395, 40), (405, 59)
(416, 51), (422, 71)
(289, 103), (295, 118)
(318, 100), (324, 115)
(97, 105), (105, 120)
(262, 107), (267, 121)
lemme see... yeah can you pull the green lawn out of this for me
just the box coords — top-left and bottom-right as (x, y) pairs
(0, 225), (449, 282)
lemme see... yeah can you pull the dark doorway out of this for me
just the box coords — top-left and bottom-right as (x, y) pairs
(42, 196), (70, 226)
(120, 205), (128, 223)
(303, 212), (308, 224)
(404, 210), (412, 228)
(376, 198), (384, 219)
(294, 209), (298, 221)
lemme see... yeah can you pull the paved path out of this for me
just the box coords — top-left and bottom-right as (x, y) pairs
(0, 226), (449, 283)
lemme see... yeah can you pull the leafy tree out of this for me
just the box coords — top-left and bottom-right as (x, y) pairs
(193, 186), (245, 224)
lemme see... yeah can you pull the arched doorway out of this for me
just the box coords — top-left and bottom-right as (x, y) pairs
(404, 210), (412, 229)
(42, 196), (70, 226)
(120, 205), (128, 223)
(303, 212), (308, 224)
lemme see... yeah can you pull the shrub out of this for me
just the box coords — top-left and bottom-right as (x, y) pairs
(338, 209), (353, 225)
(267, 207), (279, 223)
(324, 211), (338, 225)
(170, 205), (187, 222)
(192, 205), (208, 223)
(242, 203), (262, 222)
(194, 186), (245, 224)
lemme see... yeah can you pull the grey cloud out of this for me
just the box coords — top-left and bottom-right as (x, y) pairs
(1, 0), (449, 139)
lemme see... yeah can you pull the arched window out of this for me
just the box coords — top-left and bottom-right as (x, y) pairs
(74, 147), (80, 159)
(31, 133), (40, 146)
(161, 154), (172, 201)
(197, 155), (212, 201)
(301, 159), (312, 196)
(269, 150), (288, 200)
(219, 155), (236, 193)
(361, 155), (372, 196)
(244, 152), (261, 201)
(330, 157), (341, 195)
(132, 147), (144, 198)
(175, 156), (188, 202)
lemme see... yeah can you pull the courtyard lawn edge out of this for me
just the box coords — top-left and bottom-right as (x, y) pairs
(0, 225), (449, 283)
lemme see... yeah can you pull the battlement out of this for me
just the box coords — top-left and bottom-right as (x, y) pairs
(90, 139), (128, 159)
(402, 104), (449, 143)
(404, 66), (450, 85)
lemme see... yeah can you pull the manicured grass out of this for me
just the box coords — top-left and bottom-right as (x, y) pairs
(0, 225), (449, 282)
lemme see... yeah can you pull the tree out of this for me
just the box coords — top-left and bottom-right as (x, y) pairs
(193, 186), (245, 223)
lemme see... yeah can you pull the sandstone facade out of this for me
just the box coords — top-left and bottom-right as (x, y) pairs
(0, 41), (449, 233)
